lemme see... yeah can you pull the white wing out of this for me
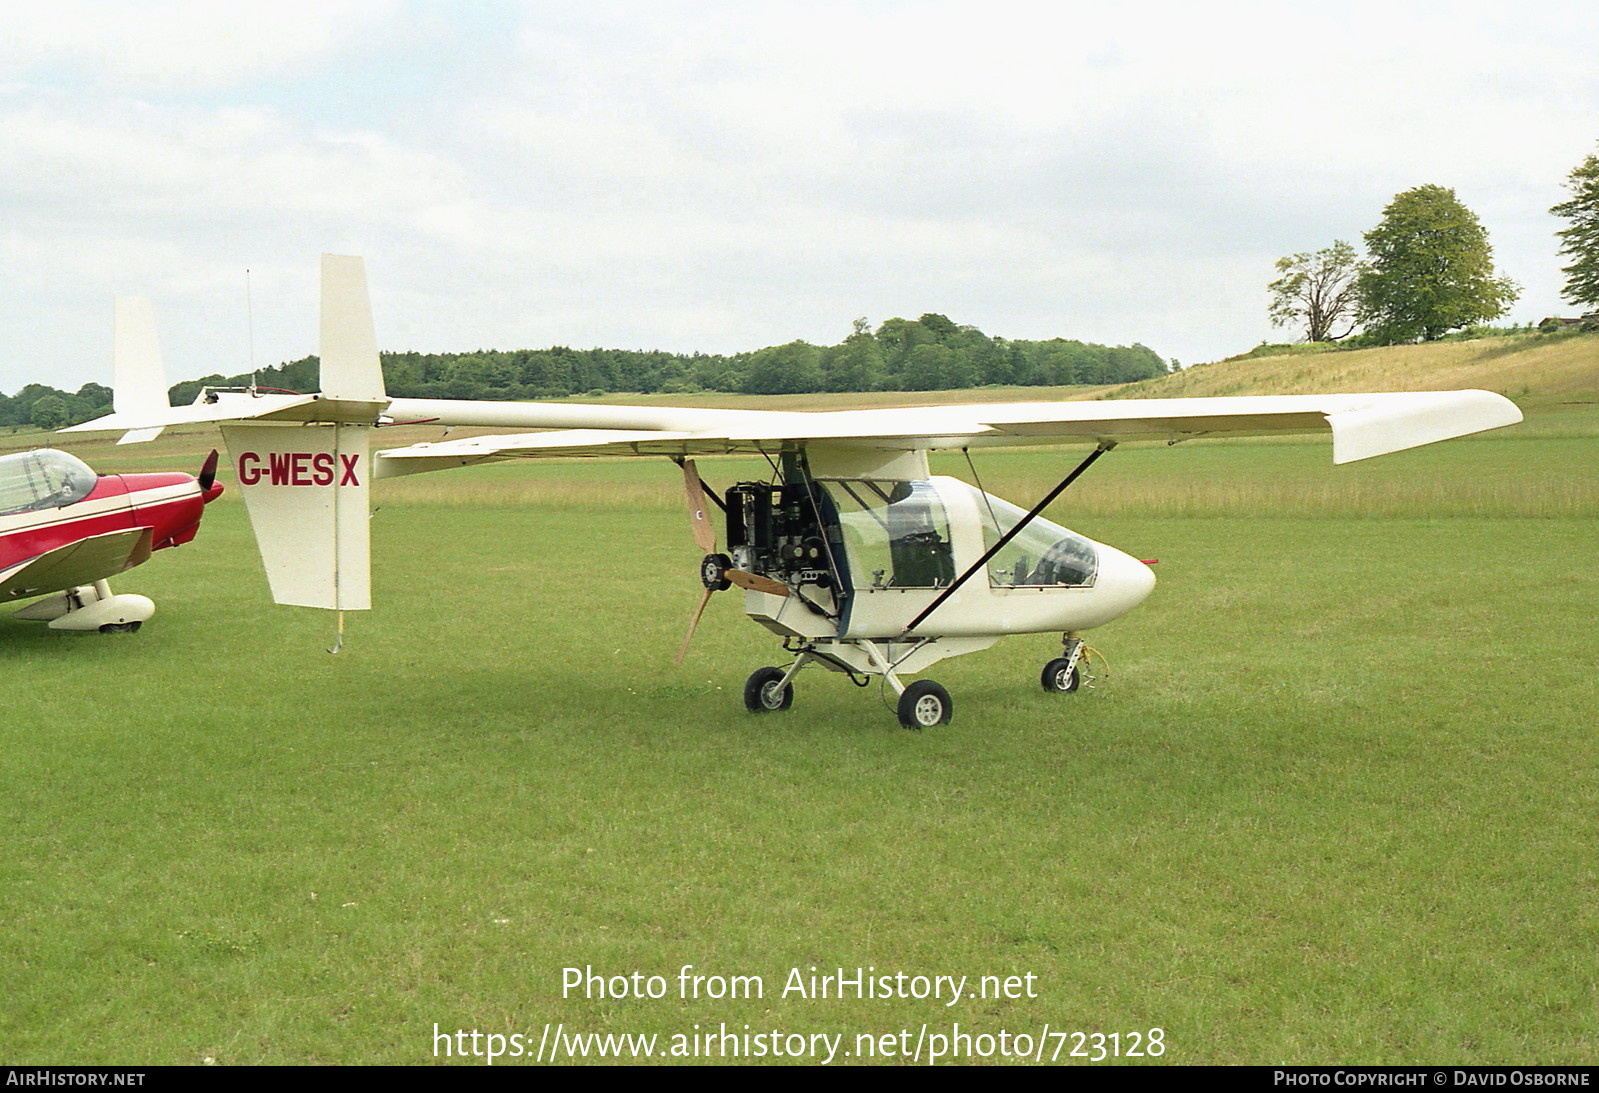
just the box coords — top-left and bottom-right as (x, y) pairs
(373, 390), (1522, 478)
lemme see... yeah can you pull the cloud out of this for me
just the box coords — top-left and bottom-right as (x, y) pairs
(3, 0), (1597, 391)
(0, 0), (399, 87)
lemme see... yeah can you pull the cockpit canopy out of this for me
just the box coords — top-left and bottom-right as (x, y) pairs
(819, 477), (1099, 592)
(0, 449), (98, 517)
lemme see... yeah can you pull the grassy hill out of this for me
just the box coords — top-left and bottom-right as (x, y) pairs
(1105, 331), (1599, 408)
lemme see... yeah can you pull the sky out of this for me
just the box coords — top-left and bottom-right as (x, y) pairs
(2, 0), (1596, 393)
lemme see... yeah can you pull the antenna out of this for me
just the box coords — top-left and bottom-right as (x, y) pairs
(245, 267), (257, 391)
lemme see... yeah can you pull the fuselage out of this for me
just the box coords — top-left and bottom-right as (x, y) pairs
(0, 450), (222, 595)
(733, 472), (1156, 642)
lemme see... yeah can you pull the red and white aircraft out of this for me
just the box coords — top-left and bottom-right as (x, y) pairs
(66, 256), (1523, 724)
(5, 300), (224, 633)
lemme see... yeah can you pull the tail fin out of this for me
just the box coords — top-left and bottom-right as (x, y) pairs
(221, 423), (370, 610)
(218, 257), (386, 611)
(318, 254), (387, 403)
(111, 297), (169, 444)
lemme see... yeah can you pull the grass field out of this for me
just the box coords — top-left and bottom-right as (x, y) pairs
(1, 372), (1596, 1065)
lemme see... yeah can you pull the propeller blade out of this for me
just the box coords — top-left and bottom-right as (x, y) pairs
(725, 569), (789, 597)
(197, 449), (219, 492)
(675, 586), (715, 666)
(681, 459), (718, 555)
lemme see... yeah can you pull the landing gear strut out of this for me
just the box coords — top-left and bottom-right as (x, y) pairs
(741, 638), (959, 730)
(1041, 634), (1085, 693)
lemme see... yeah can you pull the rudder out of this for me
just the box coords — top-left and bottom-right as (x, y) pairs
(222, 422), (371, 610)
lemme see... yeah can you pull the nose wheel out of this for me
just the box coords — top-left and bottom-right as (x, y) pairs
(1041, 635), (1086, 694)
(1041, 658), (1080, 693)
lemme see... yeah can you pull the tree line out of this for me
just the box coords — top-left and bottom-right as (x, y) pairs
(1, 314), (1168, 430)
(0, 383), (112, 431)
(165, 314), (1169, 407)
(1268, 143), (1599, 345)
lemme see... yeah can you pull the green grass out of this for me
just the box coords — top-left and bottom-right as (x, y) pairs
(0, 405), (1595, 1065)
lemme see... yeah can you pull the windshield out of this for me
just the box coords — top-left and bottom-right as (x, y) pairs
(0, 450), (98, 517)
(963, 485), (1099, 588)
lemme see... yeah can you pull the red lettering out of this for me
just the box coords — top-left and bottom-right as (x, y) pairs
(240, 451), (353, 486)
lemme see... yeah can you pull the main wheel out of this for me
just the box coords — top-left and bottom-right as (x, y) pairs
(897, 679), (952, 729)
(743, 666), (793, 712)
(1040, 657), (1080, 693)
(98, 621), (142, 634)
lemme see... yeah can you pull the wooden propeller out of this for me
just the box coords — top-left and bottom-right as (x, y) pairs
(675, 459), (788, 665)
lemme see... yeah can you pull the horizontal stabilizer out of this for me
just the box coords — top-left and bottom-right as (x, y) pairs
(62, 391), (389, 434)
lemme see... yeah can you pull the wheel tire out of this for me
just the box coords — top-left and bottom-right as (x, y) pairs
(1041, 657), (1080, 693)
(97, 621), (142, 634)
(897, 679), (952, 730)
(743, 666), (793, 712)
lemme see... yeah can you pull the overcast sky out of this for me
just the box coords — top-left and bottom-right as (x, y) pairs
(2, 0), (1595, 393)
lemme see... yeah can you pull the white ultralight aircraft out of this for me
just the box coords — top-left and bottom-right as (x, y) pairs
(67, 256), (1523, 728)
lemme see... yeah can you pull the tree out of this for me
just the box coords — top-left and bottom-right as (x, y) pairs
(741, 341), (822, 395)
(76, 382), (112, 407)
(29, 394), (68, 430)
(1267, 240), (1363, 342)
(1551, 144), (1599, 310)
(823, 331), (884, 392)
(1357, 185), (1518, 342)
(874, 316), (936, 370)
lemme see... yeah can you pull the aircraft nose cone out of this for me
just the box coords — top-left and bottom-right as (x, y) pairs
(1098, 543), (1156, 616)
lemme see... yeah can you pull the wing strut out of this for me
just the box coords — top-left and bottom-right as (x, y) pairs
(902, 442), (1115, 636)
